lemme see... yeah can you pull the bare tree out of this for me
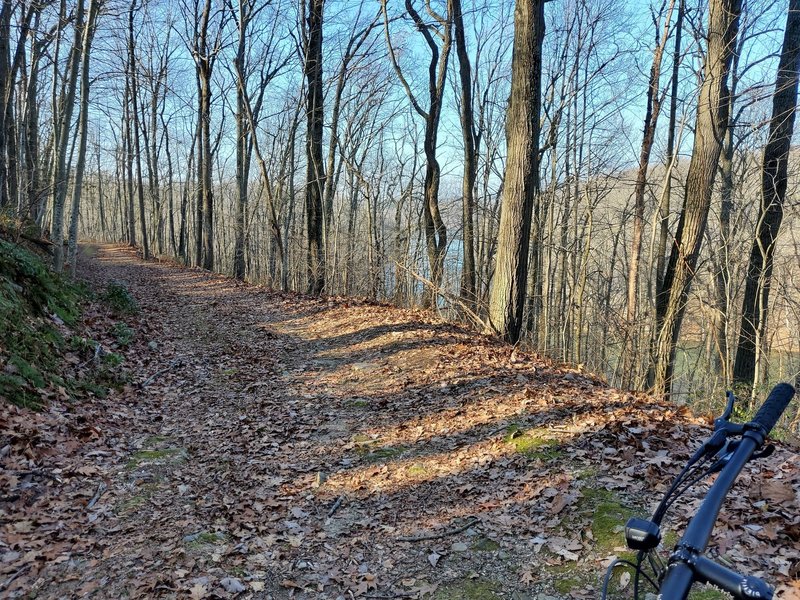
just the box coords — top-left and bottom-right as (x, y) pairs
(487, 0), (545, 342)
(382, 0), (452, 308)
(303, 0), (325, 295)
(67, 0), (102, 274)
(452, 0), (477, 309)
(648, 0), (742, 397)
(733, 0), (800, 390)
(622, 0), (676, 389)
(51, 0), (86, 271)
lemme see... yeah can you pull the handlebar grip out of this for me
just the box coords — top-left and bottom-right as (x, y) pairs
(751, 383), (796, 436)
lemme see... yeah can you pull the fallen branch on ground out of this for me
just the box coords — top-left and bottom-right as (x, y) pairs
(394, 262), (489, 331)
(139, 358), (183, 389)
(87, 482), (107, 509)
(327, 495), (344, 518)
(397, 517), (480, 542)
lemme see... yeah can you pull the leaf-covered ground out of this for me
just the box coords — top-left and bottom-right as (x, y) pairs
(1, 243), (799, 599)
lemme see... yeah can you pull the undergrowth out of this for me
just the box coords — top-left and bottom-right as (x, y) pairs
(0, 237), (87, 407)
(0, 235), (130, 407)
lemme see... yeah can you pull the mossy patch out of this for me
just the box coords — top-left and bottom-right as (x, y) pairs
(116, 483), (158, 515)
(407, 463), (429, 476)
(553, 574), (583, 594)
(573, 487), (637, 553)
(505, 425), (563, 461)
(347, 399), (370, 408)
(544, 561), (587, 594)
(471, 537), (500, 552)
(110, 322), (135, 347)
(689, 586), (730, 600)
(434, 578), (501, 600)
(0, 237), (87, 406)
(361, 445), (406, 463)
(185, 531), (227, 549)
(102, 281), (139, 314)
(126, 447), (186, 469)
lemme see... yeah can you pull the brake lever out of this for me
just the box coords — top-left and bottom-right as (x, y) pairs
(714, 391), (737, 431)
(710, 441), (775, 474)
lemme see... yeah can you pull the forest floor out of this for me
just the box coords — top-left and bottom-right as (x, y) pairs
(2, 243), (799, 600)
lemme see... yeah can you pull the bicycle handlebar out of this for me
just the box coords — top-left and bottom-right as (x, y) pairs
(751, 382), (795, 436)
(658, 383), (795, 600)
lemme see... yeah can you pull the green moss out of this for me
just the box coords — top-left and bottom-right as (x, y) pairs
(69, 335), (97, 352)
(434, 579), (501, 600)
(348, 399), (370, 408)
(662, 528), (679, 550)
(116, 484), (158, 514)
(102, 352), (124, 367)
(102, 281), (139, 314)
(0, 237), (88, 406)
(8, 356), (45, 389)
(110, 322), (135, 346)
(572, 487), (637, 553)
(471, 537), (500, 552)
(126, 447), (185, 469)
(407, 463), (429, 476)
(505, 425), (562, 461)
(576, 466), (599, 480)
(72, 378), (108, 398)
(689, 585), (731, 600)
(361, 446), (406, 463)
(553, 575), (583, 594)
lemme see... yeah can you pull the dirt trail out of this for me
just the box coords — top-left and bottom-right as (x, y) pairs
(3, 244), (799, 599)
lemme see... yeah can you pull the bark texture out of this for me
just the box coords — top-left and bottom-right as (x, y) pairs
(304, 0), (326, 295)
(487, 0), (544, 342)
(733, 0), (800, 388)
(648, 0), (741, 397)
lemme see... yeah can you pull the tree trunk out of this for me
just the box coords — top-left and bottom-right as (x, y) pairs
(233, 0), (249, 280)
(51, 0), (85, 272)
(623, 0), (675, 388)
(656, 0), (684, 293)
(733, 0), (800, 388)
(304, 0), (326, 295)
(0, 0), (11, 209)
(24, 36), (45, 222)
(129, 0), (149, 260)
(382, 0), (451, 307)
(486, 0), (544, 342)
(648, 0), (741, 397)
(453, 0), (477, 310)
(67, 0), (101, 275)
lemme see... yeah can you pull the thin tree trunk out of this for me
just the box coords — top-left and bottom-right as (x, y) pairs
(233, 0), (249, 280)
(656, 0), (684, 292)
(0, 0), (11, 209)
(453, 0), (477, 310)
(648, 0), (741, 397)
(24, 34), (45, 222)
(623, 0), (675, 388)
(733, 0), (800, 389)
(67, 0), (101, 275)
(51, 0), (85, 272)
(129, 0), (149, 260)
